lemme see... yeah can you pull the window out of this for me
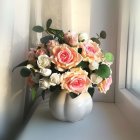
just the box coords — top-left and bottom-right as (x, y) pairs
(126, 0), (140, 97)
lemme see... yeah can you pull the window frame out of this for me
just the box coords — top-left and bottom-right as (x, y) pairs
(126, 2), (140, 98)
(115, 0), (140, 129)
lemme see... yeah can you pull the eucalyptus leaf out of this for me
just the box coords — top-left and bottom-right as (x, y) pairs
(12, 60), (28, 72)
(41, 90), (46, 100)
(78, 48), (82, 54)
(20, 67), (31, 77)
(91, 37), (101, 45)
(88, 87), (95, 97)
(32, 26), (44, 32)
(77, 61), (89, 69)
(30, 68), (35, 76)
(50, 85), (61, 93)
(104, 52), (114, 62)
(95, 64), (110, 78)
(48, 28), (64, 38)
(69, 92), (78, 99)
(100, 31), (106, 39)
(46, 19), (52, 29)
(40, 35), (53, 44)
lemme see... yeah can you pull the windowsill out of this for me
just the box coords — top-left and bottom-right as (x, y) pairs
(119, 88), (140, 104)
(116, 88), (140, 129)
(18, 102), (140, 140)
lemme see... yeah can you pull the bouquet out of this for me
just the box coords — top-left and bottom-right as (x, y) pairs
(13, 19), (114, 100)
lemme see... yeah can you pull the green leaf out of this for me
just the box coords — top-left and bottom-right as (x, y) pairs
(31, 88), (36, 101)
(46, 19), (52, 29)
(95, 64), (110, 78)
(32, 26), (44, 32)
(30, 68), (35, 76)
(78, 48), (82, 54)
(41, 90), (46, 100)
(69, 92), (79, 99)
(77, 61), (89, 68)
(50, 85), (61, 93)
(88, 87), (95, 97)
(91, 37), (101, 45)
(12, 60), (28, 72)
(40, 35), (53, 44)
(100, 31), (106, 39)
(104, 52), (114, 62)
(48, 28), (64, 37)
(20, 67), (31, 77)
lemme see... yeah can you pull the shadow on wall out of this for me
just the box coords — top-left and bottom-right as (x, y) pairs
(90, 0), (118, 102)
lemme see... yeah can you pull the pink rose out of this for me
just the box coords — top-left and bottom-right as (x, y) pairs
(64, 32), (79, 46)
(61, 68), (91, 94)
(28, 48), (36, 62)
(51, 44), (82, 71)
(80, 40), (102, 62)
(47, 40), (59, 54)
(97, 77), (112, 94)
(36, 48), (46, 56)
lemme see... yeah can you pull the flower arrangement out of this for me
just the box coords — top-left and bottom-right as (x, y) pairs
(13, 19), (114, 100)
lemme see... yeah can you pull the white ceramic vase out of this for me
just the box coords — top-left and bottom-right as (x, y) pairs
(49, 90), (93, 122)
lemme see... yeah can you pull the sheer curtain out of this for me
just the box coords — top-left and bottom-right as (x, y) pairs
(0, 0), (30, 138)
(0, 0), (63, 138)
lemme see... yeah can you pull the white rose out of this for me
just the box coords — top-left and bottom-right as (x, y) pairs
(102, 61), (113, 67)
(26, 64), (34, 69)
(89, 61), (99, 70)
(40, 68), (52, 77)
(90, 73), (103, 84)
(39, 78), (50, 90)
(79, 33), (89, 42)
(49, 73), (61, 86)
(37, 55), (51, 69)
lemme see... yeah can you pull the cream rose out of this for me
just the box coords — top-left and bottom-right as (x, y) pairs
(89, 61), (99, 70)
(64, 32), (79, 46)
(40, 68), (52, 77)
(90, 73), (103, 84)
(26, 64), (34, 69)
(61, 68), (91, 94)
(49, 73), (61, 86)
(39, 78), (50, 90)
(78, 33), (89, 42)
(97, 77), (112, 94)
(51, 44), (82, 71)
(37, 55), (51, 69)
(102, 61), (113, 67)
